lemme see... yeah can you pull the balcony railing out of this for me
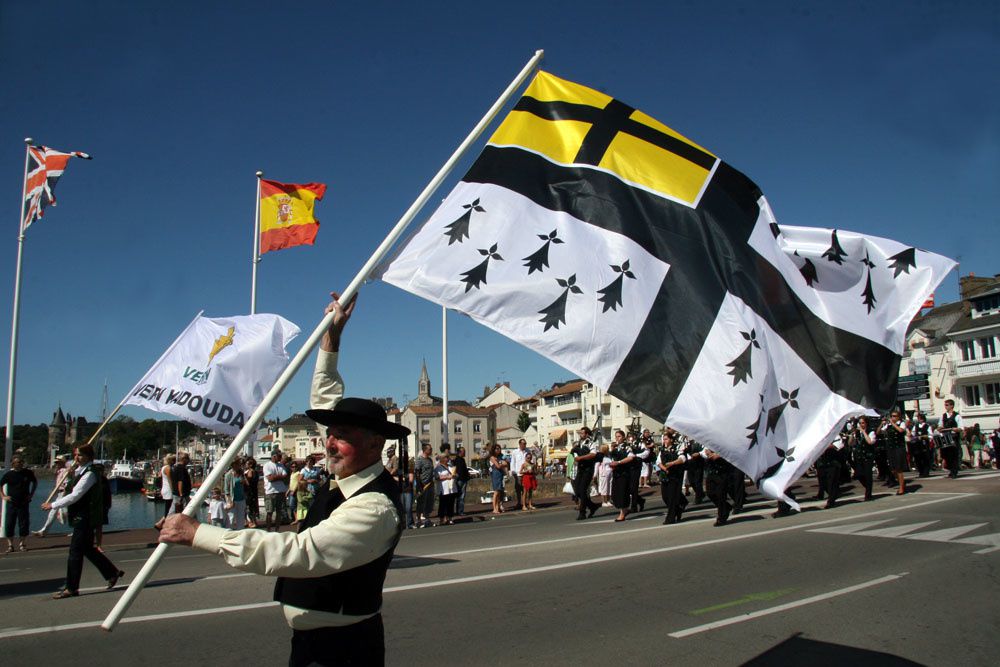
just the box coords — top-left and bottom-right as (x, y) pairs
(949, 358), (1000, 379)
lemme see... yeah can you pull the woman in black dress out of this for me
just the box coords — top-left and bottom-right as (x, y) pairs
(849, 416), (877, 501)
(883, 411), (909, 495)
(608, 430), (634, 522)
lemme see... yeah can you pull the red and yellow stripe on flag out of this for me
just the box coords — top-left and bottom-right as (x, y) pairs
(259, 179), (327, 254)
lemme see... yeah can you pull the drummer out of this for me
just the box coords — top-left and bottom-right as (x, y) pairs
(939, 399), (963, 479)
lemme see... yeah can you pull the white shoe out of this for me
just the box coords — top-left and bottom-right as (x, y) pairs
(32, 530), (46, 537)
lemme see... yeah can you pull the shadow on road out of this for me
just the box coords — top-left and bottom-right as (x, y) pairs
(0, 577), (65, 600)
(741, 633), (926, 666)
(390, 555), (458, 569)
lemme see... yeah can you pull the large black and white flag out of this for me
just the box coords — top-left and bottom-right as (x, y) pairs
(377, 71), (954, 503)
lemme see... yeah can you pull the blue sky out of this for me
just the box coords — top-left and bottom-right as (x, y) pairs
(1, 1), (997, 426)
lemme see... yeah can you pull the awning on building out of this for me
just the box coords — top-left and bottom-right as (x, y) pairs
(548, 428), (567, 442)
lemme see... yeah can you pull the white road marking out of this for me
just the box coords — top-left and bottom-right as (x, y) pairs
(667, 573), (908, 638)
(905, 524), (989, 542)
(0, 493), (975, 640)
(417, 494), (970, 559)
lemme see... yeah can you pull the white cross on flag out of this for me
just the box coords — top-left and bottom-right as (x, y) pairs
(376, 71), (955, 503)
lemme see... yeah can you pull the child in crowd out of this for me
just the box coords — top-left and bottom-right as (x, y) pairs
(208, 488), (228, 528)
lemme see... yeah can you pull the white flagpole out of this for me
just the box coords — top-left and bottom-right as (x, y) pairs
(442, 306), (449, 451)
(250, 171), (263, 315)
(4, 138), (34, 471)
(2, 138), (33, 539)
(101, 49), (545, 632)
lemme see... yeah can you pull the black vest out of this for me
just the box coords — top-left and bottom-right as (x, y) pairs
(941, 412), (959, 429)
(273, 468), (403, 616)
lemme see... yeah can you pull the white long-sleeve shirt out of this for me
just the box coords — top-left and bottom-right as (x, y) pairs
(192, 346), (399, 630)
(50, 467), (97, 510)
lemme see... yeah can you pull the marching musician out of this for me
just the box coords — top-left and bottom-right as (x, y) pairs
(848, 416), (877, 501)
(911, 413), (934, 478)
(939, 399), (963, 479)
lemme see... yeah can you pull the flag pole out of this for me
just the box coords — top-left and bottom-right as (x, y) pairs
(4, 138), (34, 472)
(442, 306), (449, 451)
(2, 138), (32, 539)
(250, 171), (263, 315)
(101, 49), (545, 632)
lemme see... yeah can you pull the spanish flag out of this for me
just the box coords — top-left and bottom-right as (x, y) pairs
(259, 179), (327, 254)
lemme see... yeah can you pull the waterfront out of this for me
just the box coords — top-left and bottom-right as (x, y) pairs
(15, 478), (192, 534)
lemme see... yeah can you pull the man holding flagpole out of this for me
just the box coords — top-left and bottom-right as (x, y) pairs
(159, 293), (408, 666)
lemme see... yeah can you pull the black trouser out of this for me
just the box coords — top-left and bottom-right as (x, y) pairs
(854, 463), (873, 499)
(729, 469), (746, 510)
(66, 517), (119, 592)
(911, 445), (932, 477)
(822, 462), (841, 504)
(628, 465), (643, 511)
(816, 465), (829, 499)
(437, 492), (455, 519)
(3, 501), (29, 538)
(941, 446), (960, 477)
(416, 484), (436, 519)
(660, 475), (685, 522)
(686, 463), (704, 501)
(289, 614), (385, 666)
(705, 472), (731, 524)
(514, 475), (524, 508)
(573, 468), (599, 515)
(875, 451), (890, 482)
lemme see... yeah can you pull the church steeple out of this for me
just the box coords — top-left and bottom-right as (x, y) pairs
(418, 358), (431, 399)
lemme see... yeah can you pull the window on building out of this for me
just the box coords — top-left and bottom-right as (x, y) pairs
(977, 337), (997, 359)
(421, 420), (429, 433)
(960, 340), (976, 362)
(964, 384), (981, 407)
(473, 421), (482, 433)
(985, 383), (1000, 405)
(454, 421), (463, 433)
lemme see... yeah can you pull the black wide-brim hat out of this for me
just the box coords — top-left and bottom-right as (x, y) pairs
(307, 397), (410, 440)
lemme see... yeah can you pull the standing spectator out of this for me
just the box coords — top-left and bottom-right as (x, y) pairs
(153, 454), (176, 531)
(520, 452), (538, 510)
(244, 459), (260, 528)
(223, 458), (246, 530)
(510, 439), (529, 510)
(172, 452), (193, 514)
(1, 455), (37, 552)
(435, 453), (457, 525)
(488, 443), (508, 515)
(414, 443), (436, 527)
(44, 444), (124, 599)
(34, 455), (72, 537)
(453, 446), (470, 516)
(208, 488), (227, 527)
(401, 457), (415, 529)
(297, 455), (320, 522)
(384, 445), (398, 479)
(968, 424), (985, 469)
(263, 450), (289, 531)
(286, 461), (301, 524)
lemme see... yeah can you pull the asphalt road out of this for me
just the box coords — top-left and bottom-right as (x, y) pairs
(1, 469), (998, 666)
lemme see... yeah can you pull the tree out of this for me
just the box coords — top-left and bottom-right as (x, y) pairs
(516, 411), (531, 433)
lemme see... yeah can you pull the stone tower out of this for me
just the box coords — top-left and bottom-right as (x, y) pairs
(410, 359), (439, 407)
(48, 407), (67, 458)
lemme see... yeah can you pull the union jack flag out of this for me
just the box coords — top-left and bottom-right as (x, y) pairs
(21, 144), (92, 233)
